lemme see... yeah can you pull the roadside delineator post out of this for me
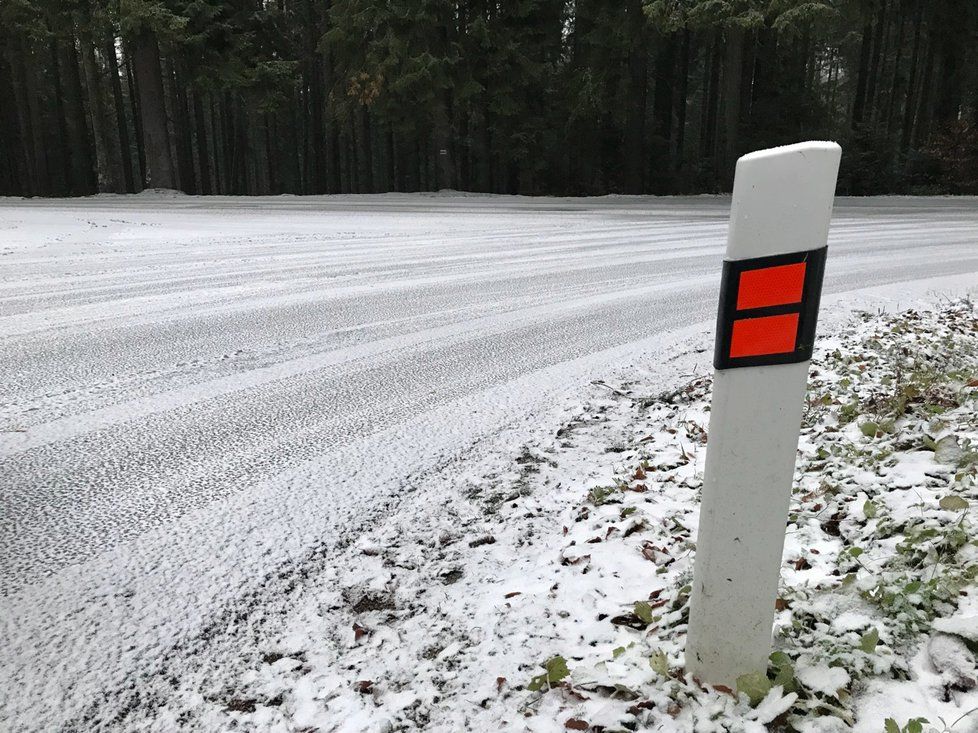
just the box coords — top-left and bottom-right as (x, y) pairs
(686, 141), (842, 685)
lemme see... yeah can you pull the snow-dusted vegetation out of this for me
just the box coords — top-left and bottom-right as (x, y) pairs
(176, 299), (978, 733)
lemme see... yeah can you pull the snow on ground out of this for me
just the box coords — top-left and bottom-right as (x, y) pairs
(1, 194), (977, 730)
(179, 297), (978, 733)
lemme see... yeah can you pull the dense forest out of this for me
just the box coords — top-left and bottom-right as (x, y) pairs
(0, 0), (976, 198)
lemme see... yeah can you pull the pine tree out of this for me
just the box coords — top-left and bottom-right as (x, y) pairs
(0, 0), (975, 197)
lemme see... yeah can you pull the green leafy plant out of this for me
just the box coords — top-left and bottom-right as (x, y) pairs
(884, 717), (928, 733)
(588, 485), (619, 505)
(939, 495), (970, 512)
(634, 601), (658, 625)
(769, 651), (797, 692)
(527, 656), (570, 692)
(648, 649), (669, 678)
(859, 627), (880, 654)
(735, 671), (772, 706)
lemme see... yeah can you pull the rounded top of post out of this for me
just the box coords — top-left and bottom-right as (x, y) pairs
(736, 141), (841, 165)
(727, 141), (842, 261)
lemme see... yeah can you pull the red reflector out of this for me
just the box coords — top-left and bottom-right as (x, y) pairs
(736, 262), (807, 310)
(729, 314), (799, 358)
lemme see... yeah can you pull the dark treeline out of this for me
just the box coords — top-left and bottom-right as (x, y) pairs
(1, 0), (976, 198)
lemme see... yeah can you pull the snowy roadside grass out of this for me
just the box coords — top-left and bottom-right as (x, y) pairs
(505, 301), (978, 733)
(196, 300), (977, 733)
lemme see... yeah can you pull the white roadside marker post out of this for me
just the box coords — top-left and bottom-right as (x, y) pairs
(686, 141), (842, 686)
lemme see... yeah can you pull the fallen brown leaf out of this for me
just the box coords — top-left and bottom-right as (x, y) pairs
(626, 700), (655, 715)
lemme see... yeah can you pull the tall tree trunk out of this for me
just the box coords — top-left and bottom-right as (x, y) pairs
(212, 96), (229, 193)
(57, 36), (95, 194)
(124, 43), (146, 186)
(865, 0), (888, 122)
(650, 32), (677, 192)
(286, 97), (305, 193)
(340, 128), (352, 192)
(828, 53), (840, 119)
(47, 38), (72, 195)
(325, 117), (341, 193)
(4, 37), (37, 195)
(884, 9), (907, 137)
(384, 125), (395, 192)
(261, 113), (274, 194)
(407, 130), (419, 193)
(391, 130), (405, 190)
(192, 90), (212, 194)
(675, 29), (691, 182)
(851, 16), (873, 126)
(166, 59), (196, 193)
(722, 24), (745, 184)
(355, 105), (373, 193)
(222, 95), (235, 192)
(472, 100), (491, 192)
(230, 97), (248, 193)
(105, 36), (136, 192)
(433, 100), (454, 190)
(900, 0), (923, 152)
(79, 21), (118, 192)
(288, 91), (303, 193)
(623, 0), (649, 193)
(26, 46), (51, 195)
(911, 38), (936, 148)
(0, 56), (20, 194)
(302, 0), (326, 192)
(310, 62), (326, 192)
(701, 32), (721, 174)
(130, 31), (174, 188)
(0, 48), (30, 195)
(347, 114), (360, 191)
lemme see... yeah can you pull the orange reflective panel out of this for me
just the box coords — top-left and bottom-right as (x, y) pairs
(736, 262), (807, 310)
(729, 313), (799, 358)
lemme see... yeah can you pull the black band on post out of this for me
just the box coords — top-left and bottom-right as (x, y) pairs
(713, 246), (827, 370)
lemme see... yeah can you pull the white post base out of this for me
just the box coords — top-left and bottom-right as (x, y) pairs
(686, 361), (809, 683)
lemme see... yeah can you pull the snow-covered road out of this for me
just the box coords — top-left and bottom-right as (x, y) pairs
(1, 194), (976, 729)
